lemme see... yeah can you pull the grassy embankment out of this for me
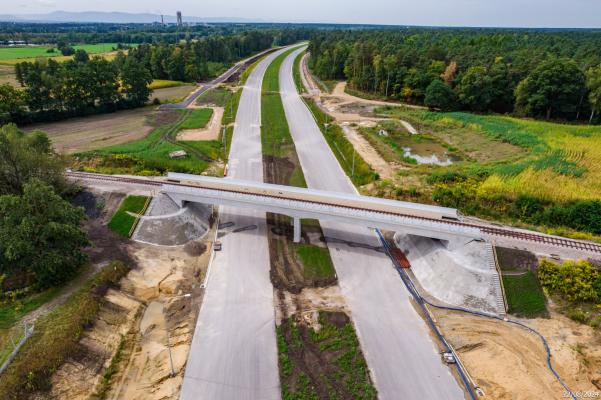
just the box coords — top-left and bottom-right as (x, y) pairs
(277, 312), (377, 399)
(108, 195), (151, 237)
(305, 62), (338, 94)
(0, 261), (130, 399)
(502, 272), (548, 318)
(292, 49), (306, 95)
(73, 108), (221, 176)
(293, 53), (376, 187)
(364, 106), (601, 240)
(495, 247), (548, 318)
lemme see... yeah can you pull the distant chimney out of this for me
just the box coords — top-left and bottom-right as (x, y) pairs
(176, 11), (183, 26)
(161, 14), (164, 25)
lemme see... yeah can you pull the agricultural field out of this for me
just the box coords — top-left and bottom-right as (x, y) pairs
(150, 85), (196, 104)
(0, 43), (127, 64)
(148, 80), (186, 90)
(22, 107), (157, 154)
(0, 65), (17, 85)
(73, 108), (222, 176)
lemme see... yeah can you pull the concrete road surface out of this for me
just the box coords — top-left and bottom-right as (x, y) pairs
(180, 47), (291, 400)
(279, 47), (465, 399)
(160, 47), (278, 109)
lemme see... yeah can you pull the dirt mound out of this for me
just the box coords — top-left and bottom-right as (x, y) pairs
(434, 308), (601, 399)
(183, 241), (207, 256)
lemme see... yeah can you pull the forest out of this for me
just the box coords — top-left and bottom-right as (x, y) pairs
(308, 28), (601, 121)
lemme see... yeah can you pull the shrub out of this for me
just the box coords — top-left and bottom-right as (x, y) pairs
(538, 259), (601, 302)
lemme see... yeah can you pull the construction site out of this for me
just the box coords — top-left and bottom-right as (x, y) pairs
(1, 41), (600, 400)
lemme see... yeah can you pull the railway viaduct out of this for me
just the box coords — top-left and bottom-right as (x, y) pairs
(162, 173), (481, 243)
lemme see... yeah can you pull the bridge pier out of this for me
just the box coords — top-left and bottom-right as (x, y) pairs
(293, 217), (301, 243)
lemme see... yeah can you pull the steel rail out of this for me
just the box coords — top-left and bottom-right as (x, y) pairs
(66, 171), (601, 254)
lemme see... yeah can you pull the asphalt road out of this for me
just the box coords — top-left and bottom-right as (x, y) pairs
(279, 46), (465, 399)
(179, 47), (291, 400)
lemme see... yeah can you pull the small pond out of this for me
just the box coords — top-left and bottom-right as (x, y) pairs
(395, 136), (460, 166)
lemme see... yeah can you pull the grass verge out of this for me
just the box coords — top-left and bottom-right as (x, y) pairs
(293, 50), (306, 94)
(303, 97), (377, 186)
(179, 108), (213, 129)
(0, 261), (130, 398)
(293, 244), (336, 280)
(502, 271), (548, 318)
(108, 195), (150, 237)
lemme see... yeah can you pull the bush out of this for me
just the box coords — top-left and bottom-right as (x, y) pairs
(538, 259), (601, 302)
(568, 308), (588, 323)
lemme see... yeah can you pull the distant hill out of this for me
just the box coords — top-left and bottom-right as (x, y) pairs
(0, 11), (258, 24)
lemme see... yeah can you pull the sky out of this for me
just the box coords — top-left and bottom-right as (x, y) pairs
(7, 0), (601, 28)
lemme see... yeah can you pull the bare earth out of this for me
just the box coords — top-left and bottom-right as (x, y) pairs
(177, 106), (224, 141)
(340, 123), (395, 180)
(0, 65), (17, 86)
(23, 107), (155, 154)
(150, 85), (197, 103)
(433, 308), (601, 400)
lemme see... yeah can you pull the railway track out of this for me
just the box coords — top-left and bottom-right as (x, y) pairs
(67, 171), (601, 254)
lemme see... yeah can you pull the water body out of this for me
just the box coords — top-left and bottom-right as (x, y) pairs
(402, 146), (459, 166)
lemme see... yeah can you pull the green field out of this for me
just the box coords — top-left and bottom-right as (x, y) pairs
(363, 106), (601, 239)
(196, 87), (234, 107)
(108, 195), (150, 237)
(502, 271), (548, 318)
(149, 79), (186, 90)
(180, 108), (213, 129)
(75, 108), (222, 176)
(377, 107), (601, 203)
(294, 244), (336, 280)
(0, 43), (123, 61)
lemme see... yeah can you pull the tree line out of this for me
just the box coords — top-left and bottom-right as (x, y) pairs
(2, 51), (152, 124)
(1, 29), (308, 125)
(0, 22), (312, 46)
(308, 28), (601, 121)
